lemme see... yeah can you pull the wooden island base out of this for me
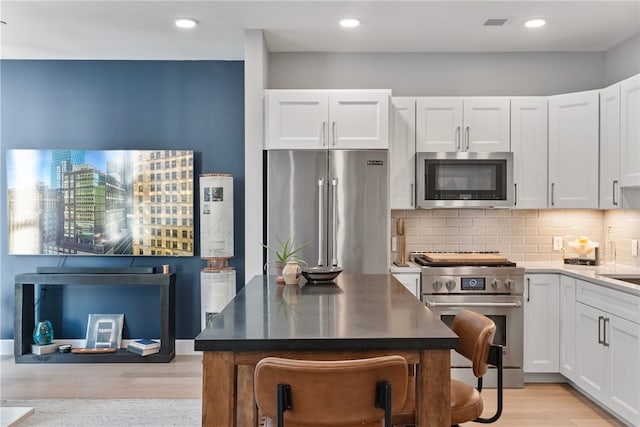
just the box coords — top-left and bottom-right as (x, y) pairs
(202, 349), (451, 426)
(196, 275), (458, 427)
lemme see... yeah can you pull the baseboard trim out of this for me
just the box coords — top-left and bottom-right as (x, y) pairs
(1, 339), (199, 356)
(524, 372), (568, 383)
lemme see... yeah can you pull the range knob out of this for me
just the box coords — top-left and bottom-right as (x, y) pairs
(432, 279), (443, 291)
(491, 278), (500, 289)
(445, 279), (456, 291)
(504, 279), (513, 290)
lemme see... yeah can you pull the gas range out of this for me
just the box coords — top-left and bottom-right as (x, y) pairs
(416, 251), (525, 387)
(414, 252), (524, 295)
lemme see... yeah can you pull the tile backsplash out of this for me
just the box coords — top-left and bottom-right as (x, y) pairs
(391, 209), (640, 267)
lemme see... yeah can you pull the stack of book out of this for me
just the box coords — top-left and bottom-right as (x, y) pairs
(126, 339), (160, 356)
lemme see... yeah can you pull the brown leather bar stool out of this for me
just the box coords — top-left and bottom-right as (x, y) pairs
(254, 355), (409, 427)
(393, 309), (504, 427)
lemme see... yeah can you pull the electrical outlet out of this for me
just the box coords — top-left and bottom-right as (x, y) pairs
(553, 236), (563, 251)
(391, 236), (398, 252)
(632, 239), (639, 257)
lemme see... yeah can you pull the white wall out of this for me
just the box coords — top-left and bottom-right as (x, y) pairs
(605, 33), (640, 85)
(244, 29), (269, 283)
(268, 52), (606, 95)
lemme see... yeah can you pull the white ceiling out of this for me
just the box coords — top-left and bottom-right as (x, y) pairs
(1, 1), (639, 60)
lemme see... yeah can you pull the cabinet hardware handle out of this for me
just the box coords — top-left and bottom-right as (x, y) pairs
(551, 183), (555, 206)
(613, 180), (618, 206)
(514, 183), (518, 206)
(527, 278), (530, 302)
(456, 126), (461, 150)
(332, 121), (337, 146)
(465, 126), (470, 151)
(597, 316), (604, 344)
(322, 121), (327, 147)
(603, 317), (610, 347)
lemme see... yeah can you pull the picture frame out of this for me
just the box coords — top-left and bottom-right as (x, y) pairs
(85, 314), (124, 349)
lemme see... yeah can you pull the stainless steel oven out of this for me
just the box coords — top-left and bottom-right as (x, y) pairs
(416, 152), (513, 208)
(416, 256), (525, 388)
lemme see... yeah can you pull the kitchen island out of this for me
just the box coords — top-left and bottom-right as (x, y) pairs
(195, 274), (458, 426)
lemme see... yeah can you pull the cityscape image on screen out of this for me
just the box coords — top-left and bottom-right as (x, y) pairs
(7, 149), (194, 256)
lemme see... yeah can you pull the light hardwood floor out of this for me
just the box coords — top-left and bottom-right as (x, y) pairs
(0, 355), (625, 426)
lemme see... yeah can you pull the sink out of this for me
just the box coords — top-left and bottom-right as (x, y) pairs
(597, 274), (640, 286)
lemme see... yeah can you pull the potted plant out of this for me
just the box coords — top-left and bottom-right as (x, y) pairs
(262, 236), (310, 283)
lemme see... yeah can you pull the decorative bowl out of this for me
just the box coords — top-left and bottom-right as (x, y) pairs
(301, 266), (343, 283)
(567, 240), (599, 257)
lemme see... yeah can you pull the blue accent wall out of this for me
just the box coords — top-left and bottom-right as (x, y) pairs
(0, 60), (245, 340)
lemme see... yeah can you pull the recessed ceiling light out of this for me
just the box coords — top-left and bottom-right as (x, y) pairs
(174, 17), (198, 29)
(524, 18), (546, 28)
(339, 18), (360, 28)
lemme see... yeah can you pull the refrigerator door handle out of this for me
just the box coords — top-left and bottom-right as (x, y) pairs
(317, 178), (325, 266)
(331, 178), (338, 267)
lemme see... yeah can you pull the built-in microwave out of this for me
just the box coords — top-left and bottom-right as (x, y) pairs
(416, 152), (513, 208)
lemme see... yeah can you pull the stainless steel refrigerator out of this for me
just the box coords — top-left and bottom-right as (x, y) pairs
(265, 150), (389, 274)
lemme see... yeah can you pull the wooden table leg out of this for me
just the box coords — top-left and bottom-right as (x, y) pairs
(237, 364), (258, 426)
(202, 351), (235, 427)
(417, 349), (451, 426)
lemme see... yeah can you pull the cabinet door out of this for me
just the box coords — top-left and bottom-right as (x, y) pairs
(600, 83), (622, 209)
(620, 74), (640, 187)
(548, 90), (600, 208)
(608, 314), (640, 425)
(392, 273), (420, 298)
(575, 302), (608, 400)
(266, 91), (329, 149)
(463, 98), (511, 152)
(524, 274), (559, 373)
(559, 276), (576, 380)
(511, 97), (548, 209)
(329, 92), (389, 149)
(390, 98), (416, 209)
(416, 98), (462, 152)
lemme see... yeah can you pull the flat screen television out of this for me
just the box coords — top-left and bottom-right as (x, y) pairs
(6, 149), (194, 256)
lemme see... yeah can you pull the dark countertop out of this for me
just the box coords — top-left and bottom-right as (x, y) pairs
(194, 274), (458, 352)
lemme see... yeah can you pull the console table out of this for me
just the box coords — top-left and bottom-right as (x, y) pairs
(14, 271), (176, 363)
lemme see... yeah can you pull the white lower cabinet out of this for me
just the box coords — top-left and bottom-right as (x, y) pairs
(559, 276), (576, 380)
(392, 272), (420, 298)
(524, 274), (559, 373)
(575, 281), (640, 426)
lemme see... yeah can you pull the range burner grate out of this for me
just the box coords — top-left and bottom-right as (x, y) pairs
(412, 252), (517, 267)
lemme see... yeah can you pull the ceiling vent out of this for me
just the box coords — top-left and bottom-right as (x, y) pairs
(483, 18), (510, 27)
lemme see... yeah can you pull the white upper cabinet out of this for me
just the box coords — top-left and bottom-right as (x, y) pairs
(548, 90), (600, 208)
(266, 91), (329, 150)
(416, 97), (510, 152)
(511, 97), (548, 209)
(599, 82), (622, 209)
(415, 98), (462, 152)
(464, 98), (511, 152)
(265, 90), (390, 150)
(390, 98), (416, 209)
(620, 74), (640, 187)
